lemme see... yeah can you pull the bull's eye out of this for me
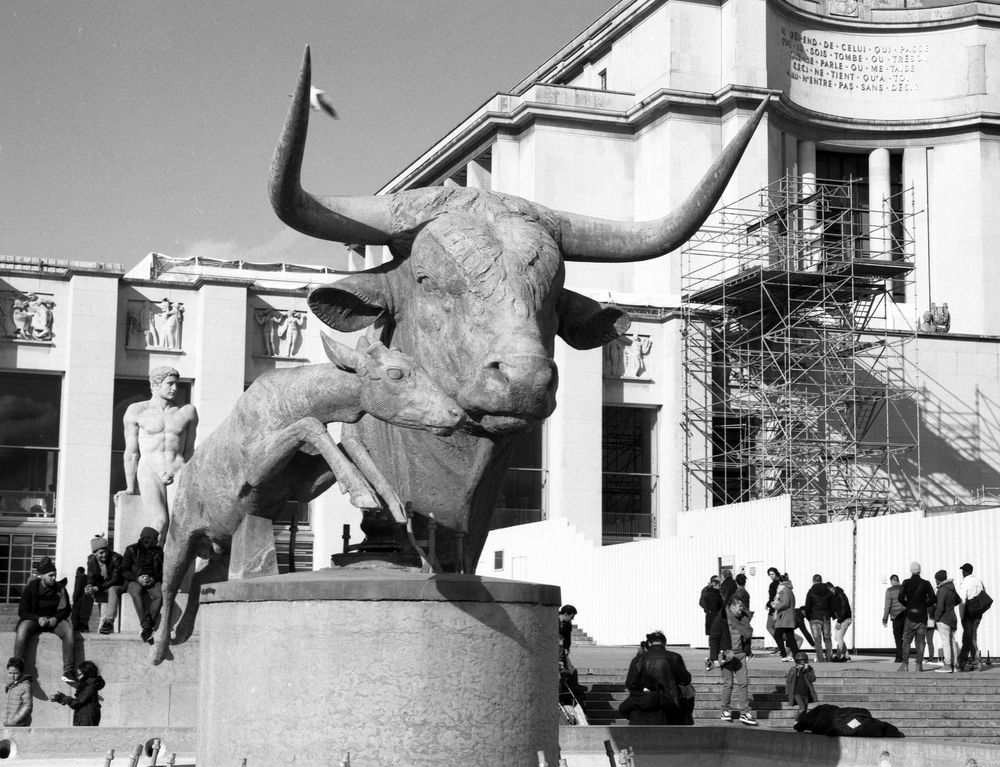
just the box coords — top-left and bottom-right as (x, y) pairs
(386, 368), (404, 381)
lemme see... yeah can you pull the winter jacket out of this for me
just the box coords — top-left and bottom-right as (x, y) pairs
(17, 577), (71, 624)
(699, 586), (723, 634)
(785, 664), (818, 705)
(122, 543), (164, 585)
(898, 574), (934, 622)
(3, 674), (32, 726)
(86, 551), (124, 592)
(727, 607), (754, 658)
(774, 585), (797, 629)
(882, 584), (904, 621)
(734, 586), (751, 612)
(54, 675), (104, 726)
(719, 575), (737, 605)
(832, 587), (852, 622)
(804, 583), (833, 620)
(933, 580), (961, 629)
(766, 579), (780, 614)
(622, 645), (685, 723)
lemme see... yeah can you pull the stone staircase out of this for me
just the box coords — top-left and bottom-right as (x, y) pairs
(570, 625), (596, 647)
(578, 664), (1000, 741)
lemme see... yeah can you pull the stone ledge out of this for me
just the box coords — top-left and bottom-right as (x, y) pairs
(0, 726), (194, 760)
(200, 568), (561, 605)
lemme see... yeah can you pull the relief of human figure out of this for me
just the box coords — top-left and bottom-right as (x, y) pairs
(255, 309), (282, 356)
(157, 299), (183, 350)
(11, 299), (33, 339)
(604, 334), (629, 378)
(624, 334), (652, 378)
(118, 366), (199, 538)
(279, 310), (305, 357)
(29, 296), (54, 341)
(142, 302), (158, 348)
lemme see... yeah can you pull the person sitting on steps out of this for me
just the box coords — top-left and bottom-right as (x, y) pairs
(122, 527), (164, 644)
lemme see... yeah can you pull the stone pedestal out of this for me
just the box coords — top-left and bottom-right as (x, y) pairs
(197, 569), (560, 767)
(227, 514), (279, 580)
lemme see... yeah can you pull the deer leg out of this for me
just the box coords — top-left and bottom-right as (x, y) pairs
(244, 416), (379, 510)
(340, 436), (406, 524)
(150, 521), (199, 665)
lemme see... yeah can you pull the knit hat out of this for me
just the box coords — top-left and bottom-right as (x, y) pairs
(139, 527), (158, 542)
(90, 535), (109, 552)
(35, 557), (56, 575)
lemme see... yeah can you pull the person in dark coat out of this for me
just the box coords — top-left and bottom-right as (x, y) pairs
(765, 566), (781, 651)
(12, 558), (78, 684)
(621, 630), (690, 725)
(84, 535), (125, 635)
(882, 574), (906, 663)
(932, 570), (961, 672)
(785, 650), (818, 717)
(122, 527), (165, 643)
(51, 660), (104, 726)
(804, 575), (834, 662)
(699, 576), (723, 665)
(831, 584), (853, 661)
(897, 562), (935, 671)
(719, 570), (737, 606)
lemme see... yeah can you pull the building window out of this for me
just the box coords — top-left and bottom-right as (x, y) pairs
(491, 427), (546, 530)
(494, 550), (504, 570)
(598, 68), (608, 90)
(602, 406), (658, 545)
(816, 150), (906, 301)
(0, 533), (56, 603)
(107, 377), (192, 543)
(0, 372), (61, 524)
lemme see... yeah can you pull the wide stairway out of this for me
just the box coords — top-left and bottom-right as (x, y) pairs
(579, 661), (1000, 742)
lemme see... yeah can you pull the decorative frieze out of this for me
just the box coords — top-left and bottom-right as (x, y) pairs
(604, 333), (653, 380)
(253, 307), (307, 358)
(126, 298), (185, 351)
(0, 290), (56, 342)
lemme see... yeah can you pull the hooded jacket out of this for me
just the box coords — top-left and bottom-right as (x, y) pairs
(3, 674), (32, 727)
(804, 583), (833, 620)
(774, 583), (797, 629)
(832, 587), (852, 622)
(54, 674), (105, 727)
(933, 580), (960, 629)
(86, 551), (124, 592)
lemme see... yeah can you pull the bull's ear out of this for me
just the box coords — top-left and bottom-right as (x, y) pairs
(556, 288), (631, 350)
(321, 331), (367, 374)
(308, 273), (388, 332)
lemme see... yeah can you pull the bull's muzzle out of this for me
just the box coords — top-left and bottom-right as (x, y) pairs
(459, 351), (557, 421)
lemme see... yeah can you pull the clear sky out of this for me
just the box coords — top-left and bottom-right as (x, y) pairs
(0, 1), (615, 270)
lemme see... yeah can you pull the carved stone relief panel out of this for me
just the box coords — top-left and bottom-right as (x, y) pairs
(0, 290), (56, 342)
(603, 333), (653, 380)
(126, 298), (185, 351)
(253, 307), (307, 358)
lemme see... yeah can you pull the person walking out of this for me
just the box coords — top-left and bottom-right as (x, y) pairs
(932, 570), (960, 673)
(804, 575), (834, 662)
(957, 563), (988, 672)
(882, 574), (906, 663)
(699, 576), (723, 667)
(831, 583), (853, 661)
(773, 575), (798, 662)
(897, 562), (935, 672)
(764, 567), (781, 652)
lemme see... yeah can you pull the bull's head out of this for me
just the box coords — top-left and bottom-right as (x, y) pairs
(270, 48), (766, 435)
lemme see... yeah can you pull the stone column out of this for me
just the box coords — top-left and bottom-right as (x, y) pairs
(466, 156), (492, 190)
(869, 148), (892, 259)
(797, 140), (818, 268)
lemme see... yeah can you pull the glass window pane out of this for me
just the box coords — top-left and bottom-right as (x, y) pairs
(0, 372), (61, 447)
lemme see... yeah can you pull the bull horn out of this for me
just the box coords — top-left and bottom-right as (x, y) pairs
(269, 46), (396, 245)
(554, 98), (770, 262)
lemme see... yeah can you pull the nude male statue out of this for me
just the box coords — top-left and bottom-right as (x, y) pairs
(119, 366), (199, 537)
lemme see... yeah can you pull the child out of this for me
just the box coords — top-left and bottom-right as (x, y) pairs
(51, 661), (104, 726)
(3, 656), (32, 727)
(785, 650), (818, 718)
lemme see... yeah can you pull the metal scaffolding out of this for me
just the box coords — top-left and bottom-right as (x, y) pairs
(681, 176), (920, 525)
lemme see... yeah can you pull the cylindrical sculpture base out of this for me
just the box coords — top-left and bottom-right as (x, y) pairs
(196, 569), (560, 767)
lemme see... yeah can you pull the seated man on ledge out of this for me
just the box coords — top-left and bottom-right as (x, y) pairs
(122, 527), (164, 644)
(85, 535), (125, 635)
(13, 557), (78, 684)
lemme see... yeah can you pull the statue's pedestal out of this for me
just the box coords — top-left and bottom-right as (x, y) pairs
(197, 569), (560, 767)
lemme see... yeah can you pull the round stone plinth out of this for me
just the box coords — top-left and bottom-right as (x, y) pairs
(196, 569), (561, 767)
